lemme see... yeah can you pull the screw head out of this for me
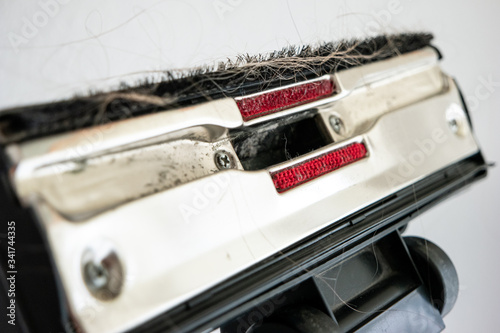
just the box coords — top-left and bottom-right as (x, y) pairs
(448, 118), (459, 133)
(215, 151), (233, 170)
(84, 261), (109, 290)
(329, 116), (343, 135)
(446, 103), (466, 135)
(82, 245), (123, 301)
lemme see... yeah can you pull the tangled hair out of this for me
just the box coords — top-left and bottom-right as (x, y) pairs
(0, 33), (434, 144)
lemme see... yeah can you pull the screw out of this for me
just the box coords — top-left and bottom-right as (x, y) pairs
(446, 104), (465, 135)
(448, 118), (459, 134)
(82, 246), (123, 301)
(215, 151), (233, 170)
(329, 116), (343, 134)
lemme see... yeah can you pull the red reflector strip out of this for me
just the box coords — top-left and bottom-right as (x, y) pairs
(236, 78), (335, 121)
(271, 142), (367, 193)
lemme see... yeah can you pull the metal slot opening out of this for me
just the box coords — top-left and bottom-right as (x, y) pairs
(231, 113), (333, 171)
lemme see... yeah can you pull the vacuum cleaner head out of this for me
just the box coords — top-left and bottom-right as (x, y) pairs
(0, 33), (487, 333)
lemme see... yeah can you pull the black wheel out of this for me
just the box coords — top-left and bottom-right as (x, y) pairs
(404, 236), (459, 317)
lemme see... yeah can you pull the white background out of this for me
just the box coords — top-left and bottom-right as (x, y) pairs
(1, 0), (499, 332)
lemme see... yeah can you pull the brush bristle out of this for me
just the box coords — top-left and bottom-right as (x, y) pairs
(0, 33), (434, 144)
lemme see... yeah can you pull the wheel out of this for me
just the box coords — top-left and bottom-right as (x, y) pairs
(404, 236), (459, 317)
